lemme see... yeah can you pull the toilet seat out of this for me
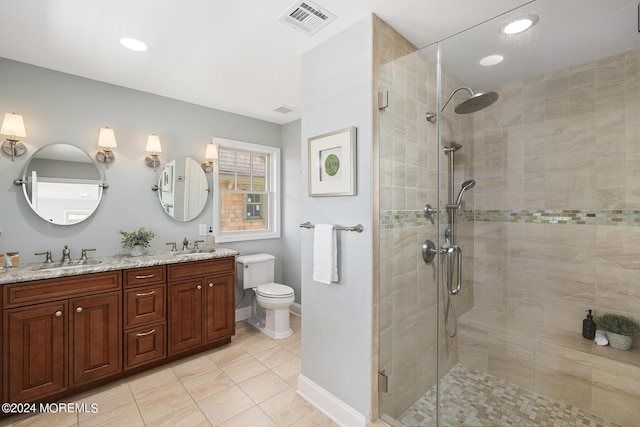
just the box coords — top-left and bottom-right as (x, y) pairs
(256, 283), (294, 298)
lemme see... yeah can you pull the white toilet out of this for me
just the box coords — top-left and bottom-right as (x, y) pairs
(236, 253), (295, 339)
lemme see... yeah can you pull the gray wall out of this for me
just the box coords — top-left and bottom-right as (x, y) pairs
(300, 16), (374, 419)
(281, 120), (302, 303)
(0, 58), (300, 297)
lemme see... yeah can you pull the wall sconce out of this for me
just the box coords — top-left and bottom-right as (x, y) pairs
(201, 141), (219, 173)
(96, 127), (117, 168)
(145, 134), (162, 170)
(1, 113), (27, 162)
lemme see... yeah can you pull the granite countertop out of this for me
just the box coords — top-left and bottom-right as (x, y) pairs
(0, 248), (239, 285)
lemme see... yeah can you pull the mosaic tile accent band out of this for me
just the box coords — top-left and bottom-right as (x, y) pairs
(379, 209), (640, 229)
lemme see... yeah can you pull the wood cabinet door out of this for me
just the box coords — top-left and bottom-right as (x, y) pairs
(70, 292), (121, 386)
(204, 274), (235, 343)
(6, 301), (67, 402)
(168, 280), (203, 355)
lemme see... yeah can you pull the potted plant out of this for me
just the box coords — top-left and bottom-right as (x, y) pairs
(118, 227), (156, 256)
(596, 313), (640, 351)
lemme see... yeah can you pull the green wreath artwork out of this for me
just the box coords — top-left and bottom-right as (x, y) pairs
(324, 154), (340, 176)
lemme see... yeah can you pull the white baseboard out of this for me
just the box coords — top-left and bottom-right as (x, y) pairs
(290, 302), (302, 317)
(297, 374), (366, 427)
(236, 303), (301, 322)
(235, 306), (251, 322)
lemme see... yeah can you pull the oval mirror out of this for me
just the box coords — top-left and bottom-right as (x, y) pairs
(157, 156), (209, 221)
(19, 143), (103, 225)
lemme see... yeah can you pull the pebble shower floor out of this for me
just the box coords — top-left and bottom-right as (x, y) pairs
(399, 364), (621, 427)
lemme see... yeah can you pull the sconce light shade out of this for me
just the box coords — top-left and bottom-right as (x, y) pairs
(98, 127), (117, 148)
(202, 141), (219, 172)
(1, 113), (27, 138)
(145, 134), (162, 169)
(1, 112), (27, 162)
(96, 127), (117, 167)
(205, 143), (219, 160)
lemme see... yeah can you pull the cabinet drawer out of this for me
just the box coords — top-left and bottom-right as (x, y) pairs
(123, 265), (166, 288)
(124, 284), (166, 328)
(3, 271), (121, 308)
(124, 322), (166, 370)
(167, 257), (235, 282)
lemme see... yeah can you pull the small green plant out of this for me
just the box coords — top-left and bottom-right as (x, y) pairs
(118, 227), (156, 248)
(596, 313), (640, 337)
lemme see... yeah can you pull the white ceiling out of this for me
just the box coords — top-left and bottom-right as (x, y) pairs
(0, 0), (638, 125)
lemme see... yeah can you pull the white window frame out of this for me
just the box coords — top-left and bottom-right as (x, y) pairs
(212, 138), (280, 242)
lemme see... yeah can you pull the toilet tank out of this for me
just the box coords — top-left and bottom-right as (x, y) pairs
(236, 253), (275, 290)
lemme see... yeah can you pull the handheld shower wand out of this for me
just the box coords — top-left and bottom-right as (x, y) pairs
(455, 179), (476, 206)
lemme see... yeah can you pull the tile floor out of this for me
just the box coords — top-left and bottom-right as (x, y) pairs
(1, 314), (342, 427)
(398, 364), (621, 427)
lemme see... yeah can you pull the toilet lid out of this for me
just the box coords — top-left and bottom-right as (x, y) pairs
(256, 283), (294, 298)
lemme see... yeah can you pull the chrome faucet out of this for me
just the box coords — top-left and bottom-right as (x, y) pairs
(182, 238), (190, 251)
(166, 242), (177, 252)
(34, 251), (53, 263)
(193, 240), (204, 250)
(80, 248), (96, 260)
(62, 245), (71, 262)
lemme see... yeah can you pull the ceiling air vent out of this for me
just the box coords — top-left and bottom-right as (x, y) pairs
(278, 1), (336, 35)
(273, 105), (297, 114)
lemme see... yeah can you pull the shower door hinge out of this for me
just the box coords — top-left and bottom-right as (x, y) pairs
(378, 91), (389, 110)
(378, 370), (389, 393)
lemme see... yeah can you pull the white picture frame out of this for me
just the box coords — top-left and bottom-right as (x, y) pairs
(308, 127), (357, 197)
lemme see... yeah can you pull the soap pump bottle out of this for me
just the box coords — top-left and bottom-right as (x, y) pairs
(206, 226), (216, 250)
(582, 309), (596, 340)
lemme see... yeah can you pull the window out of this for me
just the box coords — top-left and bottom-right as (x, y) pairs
(213, 138), (280, 242)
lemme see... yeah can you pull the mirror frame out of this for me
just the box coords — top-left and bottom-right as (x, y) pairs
(155, 156), (210, 222)
(14, 143), (108, 225)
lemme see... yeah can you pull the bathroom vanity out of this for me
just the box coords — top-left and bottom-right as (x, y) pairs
(0, 250), (237, 406)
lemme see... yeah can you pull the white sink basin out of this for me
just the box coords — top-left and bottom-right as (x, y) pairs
(30, 259), (102, 271)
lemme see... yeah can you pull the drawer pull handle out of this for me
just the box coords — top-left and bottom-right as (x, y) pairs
(76, 307), (83, 313)
(55, 310), (63, 317)
(136, 291), (156, 297)
(209, 283), (214, 287)
(136, 274), (155, 279)
(197, 285), (202, 290)
(136, 329), (156, 337)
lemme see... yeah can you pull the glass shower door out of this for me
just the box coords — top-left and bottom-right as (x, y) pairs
(378, 1), (640, 426)
(376, 37), (442, 425)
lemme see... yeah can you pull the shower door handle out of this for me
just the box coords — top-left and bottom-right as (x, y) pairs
(444, 245), (462, 295)
(452, 245), (462, 295)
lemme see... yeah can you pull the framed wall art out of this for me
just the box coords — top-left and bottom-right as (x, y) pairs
(308, 127), (357, 197)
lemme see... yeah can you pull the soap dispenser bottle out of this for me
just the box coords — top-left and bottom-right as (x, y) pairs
(582, 309), (596, 340)
(206, 226), (216, 250)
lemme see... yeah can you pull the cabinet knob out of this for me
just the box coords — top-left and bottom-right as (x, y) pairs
(208, 283), (213, 287)
(76, 307), (83, 313)
(197, 285), (202, 290)
(55, 310), (63, 317)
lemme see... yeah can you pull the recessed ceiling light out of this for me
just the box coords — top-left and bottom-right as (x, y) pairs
(479, 54), (504, 66)
(120, 37), (148, 52)
(499, 14), (539, 35)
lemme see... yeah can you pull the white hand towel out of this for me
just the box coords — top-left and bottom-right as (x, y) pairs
(595, 330), (608, 346)
(313, 224), (338, 284)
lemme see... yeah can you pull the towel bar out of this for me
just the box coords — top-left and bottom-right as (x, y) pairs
(299, 221), (363, 233)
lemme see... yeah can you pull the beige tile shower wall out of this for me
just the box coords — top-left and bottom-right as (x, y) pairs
(375, 16), (477, 418)
(461, 49), (640, 425)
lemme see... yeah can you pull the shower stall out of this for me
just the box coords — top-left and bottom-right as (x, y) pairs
(376, 1), (640, 426)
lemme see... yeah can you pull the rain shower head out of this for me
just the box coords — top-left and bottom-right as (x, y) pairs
(426, 86), (499, 122)
(454, 91), (499, 114)
(455, 179), (476, 206)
